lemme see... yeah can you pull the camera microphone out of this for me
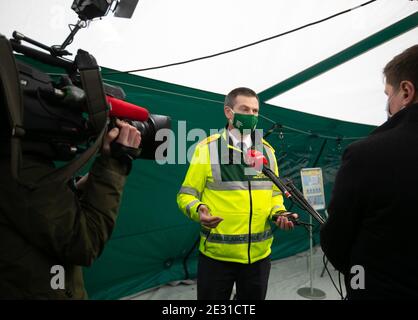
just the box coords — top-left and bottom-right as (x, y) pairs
(105, 96), (149, 121)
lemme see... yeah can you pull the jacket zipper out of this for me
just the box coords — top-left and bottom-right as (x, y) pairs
(248, 179), (253, 264)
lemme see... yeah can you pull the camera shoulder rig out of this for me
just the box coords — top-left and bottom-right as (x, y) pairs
(0, 34), (109, 189)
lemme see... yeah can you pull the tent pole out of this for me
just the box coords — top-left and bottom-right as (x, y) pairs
(259, 11), (418, 102)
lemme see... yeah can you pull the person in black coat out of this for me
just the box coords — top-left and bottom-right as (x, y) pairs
(320, 45), (418, 299)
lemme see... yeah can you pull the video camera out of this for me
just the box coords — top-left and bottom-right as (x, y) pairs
(0, 0), (170, 164)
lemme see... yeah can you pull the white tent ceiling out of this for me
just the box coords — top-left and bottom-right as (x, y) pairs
(1, 0), (417, 125)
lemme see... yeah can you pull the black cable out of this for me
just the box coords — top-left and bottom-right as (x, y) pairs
(182, 235), (200, 280)
(322, 253), (345, 299)
(338, 270), (346, 299)
(104, 0), (377, 75)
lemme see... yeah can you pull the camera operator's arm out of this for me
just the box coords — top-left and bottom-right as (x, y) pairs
(76, 119), (139, 191)
(0, 120), (141, 267)
(67, 119), (141, 265)
(76, 120), (141, 192)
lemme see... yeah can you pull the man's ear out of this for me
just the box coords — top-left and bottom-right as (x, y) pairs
(401, 81), (416, 105)
(224, 106), (233, 120)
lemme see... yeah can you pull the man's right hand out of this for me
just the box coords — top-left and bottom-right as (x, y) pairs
(102, 119), (141, 156)
(198, 205), (223, 229)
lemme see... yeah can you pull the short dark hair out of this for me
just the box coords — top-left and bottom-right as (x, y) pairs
(383, 45), (418, 93)
(224, 87), (259, 108)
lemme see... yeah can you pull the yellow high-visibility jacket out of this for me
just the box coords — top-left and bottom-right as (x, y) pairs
(177, 129), (286, 264)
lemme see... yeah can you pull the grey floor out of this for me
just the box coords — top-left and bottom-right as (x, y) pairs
(125, 246), (346, 300)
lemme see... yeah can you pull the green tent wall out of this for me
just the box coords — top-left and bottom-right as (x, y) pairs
(16, 55), (375, 299)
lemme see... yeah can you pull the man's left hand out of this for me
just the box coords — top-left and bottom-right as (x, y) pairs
(274, 212), (299, 230)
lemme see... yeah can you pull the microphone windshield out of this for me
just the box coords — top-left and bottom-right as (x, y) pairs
(106, 96), (149, 121)
(245, 149), (268, 170)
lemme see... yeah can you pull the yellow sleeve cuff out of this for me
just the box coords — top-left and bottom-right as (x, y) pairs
(186, 200), (204, 222)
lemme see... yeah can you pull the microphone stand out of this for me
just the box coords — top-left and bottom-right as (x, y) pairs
(262, 166), (326, 299)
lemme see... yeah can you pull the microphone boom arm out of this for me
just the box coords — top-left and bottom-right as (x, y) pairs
(262, 167), (325, 225)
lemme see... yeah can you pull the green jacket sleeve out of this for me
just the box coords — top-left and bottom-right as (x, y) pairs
(1, 155), (128, 266)
(176, 143), (209, 222)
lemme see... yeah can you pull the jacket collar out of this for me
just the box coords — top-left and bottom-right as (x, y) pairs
(371, 102), (418, 136)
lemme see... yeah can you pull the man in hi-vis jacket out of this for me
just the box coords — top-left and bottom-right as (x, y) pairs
(177, 87), (298, 300)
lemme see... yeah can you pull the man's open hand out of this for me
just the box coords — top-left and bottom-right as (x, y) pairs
(199, 205), (223, 229)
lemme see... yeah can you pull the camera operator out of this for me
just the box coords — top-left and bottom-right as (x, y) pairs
(0, 119), (141, 299)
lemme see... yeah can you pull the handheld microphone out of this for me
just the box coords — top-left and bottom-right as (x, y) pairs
(245, 149), (268, 169)
(105, 96), (149, 121)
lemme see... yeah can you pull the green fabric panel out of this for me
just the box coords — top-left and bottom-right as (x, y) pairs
(14, 55), (375, 299)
